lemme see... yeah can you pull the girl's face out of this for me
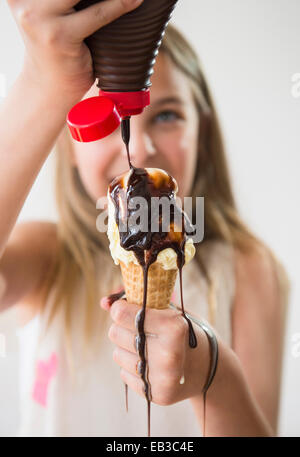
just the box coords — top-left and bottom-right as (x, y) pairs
(70, 53), (199, 201)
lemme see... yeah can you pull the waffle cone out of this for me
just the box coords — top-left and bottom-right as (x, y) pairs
(120, 261), (177, 309)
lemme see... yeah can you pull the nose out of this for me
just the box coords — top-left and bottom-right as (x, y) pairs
(121, 121), (156, 166)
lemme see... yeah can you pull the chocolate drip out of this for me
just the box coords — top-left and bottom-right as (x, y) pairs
(106, 289), (125, 307)
(108, 117), (198, 436)
(136, 264), (152, 436)
(121, 118), (132, 169)
(179, 267), (197, 349)
(125, 383), (128, 413)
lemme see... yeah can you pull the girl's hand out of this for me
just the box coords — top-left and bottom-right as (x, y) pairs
(101, 297), (210, 406)
(7, 0), (144, 100)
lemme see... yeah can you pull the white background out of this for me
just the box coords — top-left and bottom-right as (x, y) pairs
(0, 0), (299, 436)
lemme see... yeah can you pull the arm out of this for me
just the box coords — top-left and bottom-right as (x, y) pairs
(0, 71), (74, 312)
(0, 72), (76, 261)
(1, 0), (144, 259)
(190, 244), (288, 436)
(0, 221), (58, 314)
(0, 0), (144, 311)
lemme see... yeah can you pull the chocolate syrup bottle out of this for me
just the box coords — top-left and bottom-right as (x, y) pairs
(67, 0), (179, 142)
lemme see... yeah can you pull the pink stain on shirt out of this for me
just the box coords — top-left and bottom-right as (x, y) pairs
(32, 352), (58, 407)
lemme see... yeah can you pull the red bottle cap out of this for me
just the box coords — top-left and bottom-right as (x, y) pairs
(67, 89), (150, 142)
(67, 96), (121, 142)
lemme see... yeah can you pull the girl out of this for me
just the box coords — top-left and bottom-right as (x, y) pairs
(0, 0), (290, 437)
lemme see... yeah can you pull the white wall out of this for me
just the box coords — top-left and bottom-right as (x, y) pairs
(0, 0), (299, 436)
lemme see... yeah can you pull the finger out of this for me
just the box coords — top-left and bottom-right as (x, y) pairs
(66, 0), (144, 42)
(113, 346), (142, 376)
(116, 347), (184, 394)
(57, 0), (87, 11)
(12, 0), (81, 17)
(42, 0), (81, 14)
(100, 296), (111, 311)
(110, 299), (182, 333)
(100, 286), (124, 311)
(108, 323), (159, 354)
(30, 0), (111, 16)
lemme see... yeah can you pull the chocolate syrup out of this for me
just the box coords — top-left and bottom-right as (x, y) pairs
(121, 117), (132, 169)
(125, 382), (128, 413)
(106, 289), (125, 307)
(107, 118), (197, 436)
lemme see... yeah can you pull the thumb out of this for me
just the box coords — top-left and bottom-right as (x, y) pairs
(71, 0), (144, 41)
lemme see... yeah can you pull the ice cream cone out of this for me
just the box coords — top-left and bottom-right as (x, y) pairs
(120, 261), (177, 310)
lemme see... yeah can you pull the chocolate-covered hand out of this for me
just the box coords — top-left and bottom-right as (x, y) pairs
(101, 297), (210, 406)
(7, 0), (144, 99)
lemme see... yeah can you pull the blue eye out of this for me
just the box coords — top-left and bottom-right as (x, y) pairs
(153, 110), (180, 124)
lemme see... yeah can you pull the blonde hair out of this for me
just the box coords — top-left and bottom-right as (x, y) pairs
(41, 24), (290, 361)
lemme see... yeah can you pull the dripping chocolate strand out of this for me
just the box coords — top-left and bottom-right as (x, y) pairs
(176, 235), (197, 349)
(106, 289), (125, 307)
(124, 382), (128, 413)
(121, 118), (154, 435)
(111, 116), (198, 436)
(178, 265), (197, 349)
(121, 117), (132, 169)
(136, 263), (152, 437)
(145, 325), (152, 437)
